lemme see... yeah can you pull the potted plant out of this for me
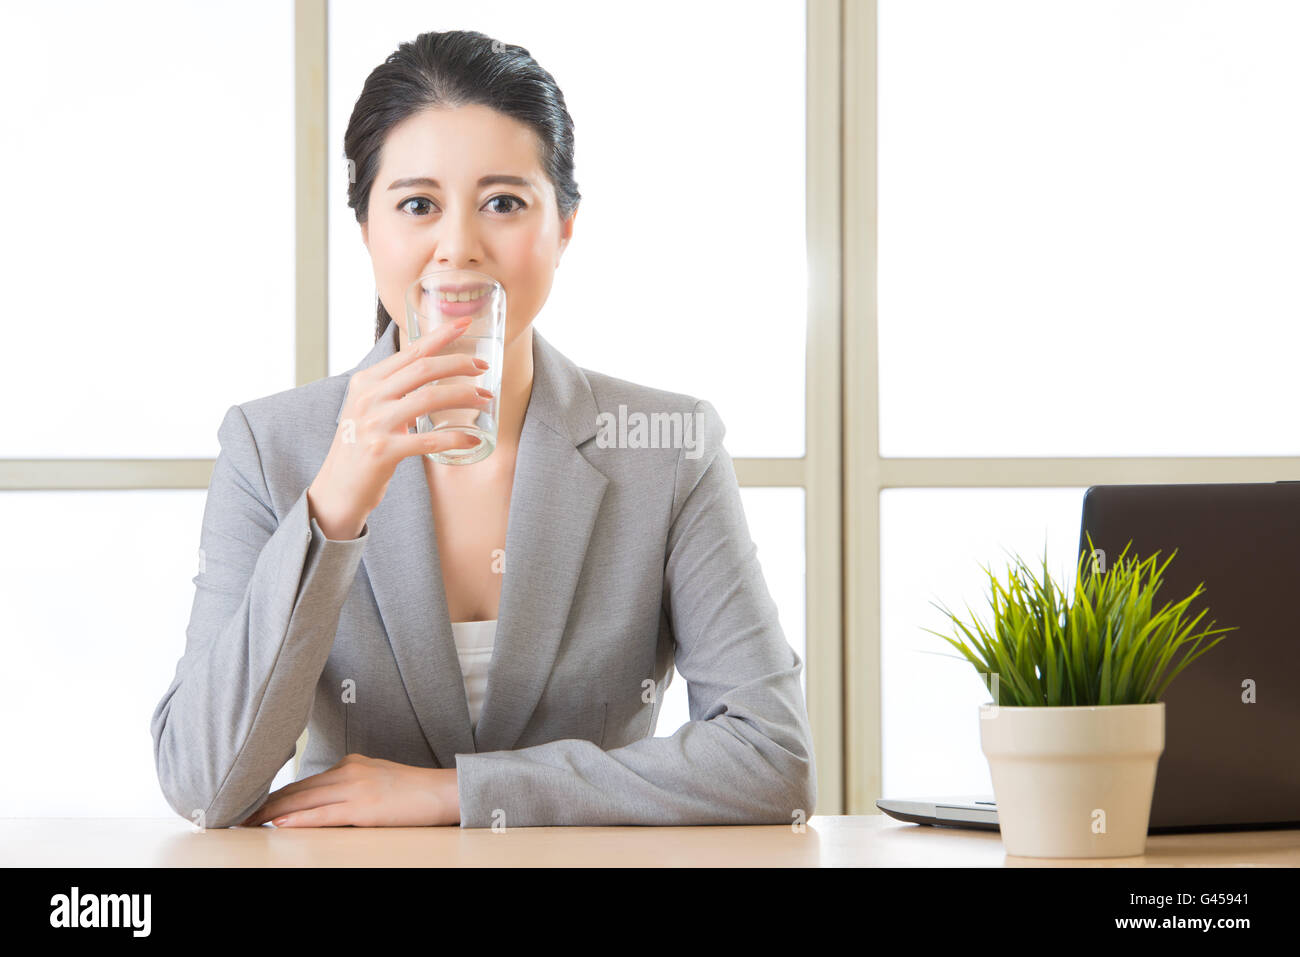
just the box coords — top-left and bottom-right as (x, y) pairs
(924, 534), (1236, 858)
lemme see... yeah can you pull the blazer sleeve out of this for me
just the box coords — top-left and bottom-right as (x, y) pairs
(452, 398), (818, 827)
(149, 403), (370, 827)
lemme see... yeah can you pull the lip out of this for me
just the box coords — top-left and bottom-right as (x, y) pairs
(424, 279), (497, 296)
(436, 294), (492, 318)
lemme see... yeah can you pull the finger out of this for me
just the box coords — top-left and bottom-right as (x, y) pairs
(274, 801), (353, 828)
(260, 768), (340, 802)
(381, 352), (489, 408)
(387, 380), (491, 433)
(392, 427), (484, 460)
(412, 318), (473, 353)
(240, 771), (347, 825)
(372, 316), (473, 380)
(243, 754), (370, 823)
(239, 800), (276, 825)
(238, 791), (283, 826)
(254, 782), (354, 825)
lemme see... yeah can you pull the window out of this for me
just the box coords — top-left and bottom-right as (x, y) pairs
(853, 0), (1300, 810)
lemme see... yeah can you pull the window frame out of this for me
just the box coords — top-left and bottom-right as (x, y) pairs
(0, 0), (847, 815)
(844, 0), (1300, 812)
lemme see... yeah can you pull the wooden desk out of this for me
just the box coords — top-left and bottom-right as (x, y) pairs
(4, 814), (1298, 866)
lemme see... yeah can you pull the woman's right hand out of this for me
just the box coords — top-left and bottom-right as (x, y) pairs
(306, 316), (493, 539)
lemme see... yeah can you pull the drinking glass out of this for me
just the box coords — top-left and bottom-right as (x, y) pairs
(403, 268), (506, 465)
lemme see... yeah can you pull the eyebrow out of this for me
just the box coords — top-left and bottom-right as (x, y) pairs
(386, 174), (535, 191)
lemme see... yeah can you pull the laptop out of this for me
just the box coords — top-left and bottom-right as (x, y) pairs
(877, 481), (1300, 833)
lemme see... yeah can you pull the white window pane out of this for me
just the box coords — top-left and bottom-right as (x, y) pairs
(656, 488), (805, 736)
(880, 487), (1086, 799)
(878, 0), (1300, 457)
(328, 1), (807, 457)
(0, 1), (295, 459)
(0, 490), (296, 817)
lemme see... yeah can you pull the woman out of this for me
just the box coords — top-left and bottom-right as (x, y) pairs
(150, 29), (816, 829)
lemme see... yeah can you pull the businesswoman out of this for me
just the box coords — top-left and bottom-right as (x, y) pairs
(150, 29), (817, 828)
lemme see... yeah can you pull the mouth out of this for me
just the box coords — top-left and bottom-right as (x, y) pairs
(434, 283), (493, 303)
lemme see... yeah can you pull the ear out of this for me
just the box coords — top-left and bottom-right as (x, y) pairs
(557, 204), (578, 264)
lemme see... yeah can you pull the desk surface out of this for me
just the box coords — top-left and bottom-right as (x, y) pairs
(4, 814), (1299, 866)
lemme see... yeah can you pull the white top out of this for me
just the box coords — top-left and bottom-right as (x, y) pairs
(450, 619), (497, 731)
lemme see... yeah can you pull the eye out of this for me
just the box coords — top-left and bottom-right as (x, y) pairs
(484, 194), (526, 214)
(399, 197), (434, 216)
(398, 195), (527, 217)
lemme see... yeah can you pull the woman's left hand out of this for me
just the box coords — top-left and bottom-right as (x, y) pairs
(239, 754), (460, 827)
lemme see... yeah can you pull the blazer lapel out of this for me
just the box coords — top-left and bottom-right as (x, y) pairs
(333, 319), (608, 766)
(472, 350), (608, 754)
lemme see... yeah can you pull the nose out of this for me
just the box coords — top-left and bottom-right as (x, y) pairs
(433, 254), (480, 271)
(427, 206), (483, 273)
(427, 253), (482, 281)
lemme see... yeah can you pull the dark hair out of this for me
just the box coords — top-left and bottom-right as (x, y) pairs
(343, 30), (581, 344)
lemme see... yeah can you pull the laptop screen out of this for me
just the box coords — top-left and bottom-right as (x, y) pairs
(1079, 482), (1300, 828)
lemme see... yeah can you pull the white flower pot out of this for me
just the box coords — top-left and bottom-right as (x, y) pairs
(979, 702), (1164, 858)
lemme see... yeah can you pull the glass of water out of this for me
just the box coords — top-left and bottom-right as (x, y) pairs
(403, 268), (506, 465)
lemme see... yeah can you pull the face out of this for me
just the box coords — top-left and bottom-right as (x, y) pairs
(361, 103), (577, 349)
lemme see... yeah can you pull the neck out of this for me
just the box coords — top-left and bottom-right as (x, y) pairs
(493, 324), (534, 455)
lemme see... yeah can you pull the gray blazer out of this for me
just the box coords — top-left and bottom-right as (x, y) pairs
(150, 318), (817, 828)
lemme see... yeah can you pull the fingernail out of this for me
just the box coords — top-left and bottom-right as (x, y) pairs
(476, 387), (494, 399)
(473, 358), (490, 369)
